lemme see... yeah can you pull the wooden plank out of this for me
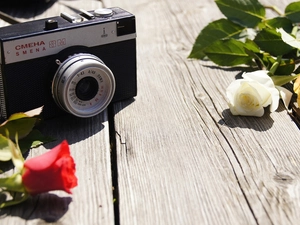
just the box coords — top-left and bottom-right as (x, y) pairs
(0, 1), (114, 225)
(102, 0), (300, 224)
(1, 113), (114, 225)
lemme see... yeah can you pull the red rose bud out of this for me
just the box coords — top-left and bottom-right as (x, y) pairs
(21, 140), (78, 195)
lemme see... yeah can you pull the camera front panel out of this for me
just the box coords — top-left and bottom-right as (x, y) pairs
(0, 7), (137, 119)
(90, 39), (137, 103)
(1, 38), (137, 119)
(1, 55), (62, 119)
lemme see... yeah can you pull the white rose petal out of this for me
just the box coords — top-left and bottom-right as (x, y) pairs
(242, 70), (274, 87)
(276, 86), (293, 110)
(277, 28), (300, 49)
(226, 70), (280, 117)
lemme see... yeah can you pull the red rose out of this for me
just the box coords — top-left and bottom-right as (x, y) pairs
(21, 140), (78, 195)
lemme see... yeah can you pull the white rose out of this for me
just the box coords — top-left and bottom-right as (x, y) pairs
(226, 70), (279, 117)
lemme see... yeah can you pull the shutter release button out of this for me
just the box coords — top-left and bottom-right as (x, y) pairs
(94, 8), (113, 17)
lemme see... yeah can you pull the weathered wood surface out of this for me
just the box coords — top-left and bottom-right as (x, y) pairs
(0, 1), (115, 225)
(1, 0), (300, 224)
(105, 0), (300, 224)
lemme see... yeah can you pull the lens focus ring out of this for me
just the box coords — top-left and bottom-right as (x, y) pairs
(52, 53), (116, 118)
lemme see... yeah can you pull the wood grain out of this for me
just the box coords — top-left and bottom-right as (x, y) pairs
(103, 0), (300, 224)
(0, 1), (114, 225)
(1, 113), (115, 225)
(1, 0), (300, 224)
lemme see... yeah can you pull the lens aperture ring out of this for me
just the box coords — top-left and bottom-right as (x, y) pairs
(52, 53), (115, 118)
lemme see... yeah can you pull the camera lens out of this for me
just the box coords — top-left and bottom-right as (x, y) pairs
(76, 77), (98, 101)
(52, 53), (115, 118)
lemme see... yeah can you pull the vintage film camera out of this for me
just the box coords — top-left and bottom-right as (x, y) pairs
(0, 7), (137, 120)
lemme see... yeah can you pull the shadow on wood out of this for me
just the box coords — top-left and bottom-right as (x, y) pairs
(111, 98), (135, 116)
(38, 113), (106, 148)
(220, 108), (275, 131)
(0, 193), (71, 222)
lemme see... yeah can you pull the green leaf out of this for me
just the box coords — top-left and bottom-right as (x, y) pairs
(188, 19), (245, 59)
(285, 2), (300, 23)
(0, 174), (25, 193)
(244, 50), (265, 69)
(271, 74), (299, 86)
(267, 56), (295, 75)
(7, 135), (24, 171)
(204, 39), (253, 66)
(260, 17), (293, 33)
(18, 129), (55, 154)
(0, 107), (43, 140)
(0, 117), (38, 140)
(243, 40), (267, 69)
(275, 62), (295, 76)
(0, 134), (25, 168)
(244, 39), (260, 52)
(215, 0), (265, 28)
(254, 28), (294, 56)
(0, 135), (11, 161)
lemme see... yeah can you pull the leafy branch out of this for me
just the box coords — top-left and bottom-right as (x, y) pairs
(189, 0), (300, 88)
(0, 107), (53, 164)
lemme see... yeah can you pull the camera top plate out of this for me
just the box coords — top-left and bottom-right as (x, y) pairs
(0, 7), (136, 64)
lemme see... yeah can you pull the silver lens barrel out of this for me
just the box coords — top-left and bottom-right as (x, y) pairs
(52, 53), (115, 118)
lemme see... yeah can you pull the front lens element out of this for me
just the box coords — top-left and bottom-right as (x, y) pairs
(76, 76), (99, 101)
(52, 53), (116, 118)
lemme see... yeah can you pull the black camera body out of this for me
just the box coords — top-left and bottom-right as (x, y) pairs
(0, 7), (137, 120)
